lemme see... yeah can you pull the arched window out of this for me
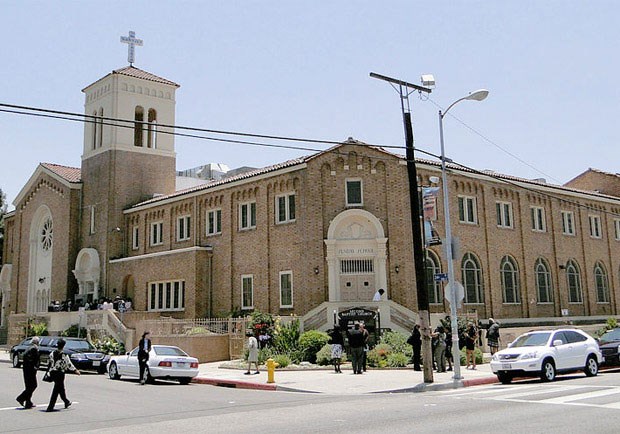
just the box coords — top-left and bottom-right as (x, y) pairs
(566, 259), (582, 303)
(425, 250), (443, 304)
(594, 262), (610, 303)
(92, 110), (97, 150)
(535, 258), (553, 303)
(147, 108), (157, 148)
(134, 106), (144, 146)
(461, 252), (484, 304)
(500, 256), (520, 303)
(97, 107), (104, 147)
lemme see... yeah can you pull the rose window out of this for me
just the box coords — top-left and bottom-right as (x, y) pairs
(40, 217), (53, 251)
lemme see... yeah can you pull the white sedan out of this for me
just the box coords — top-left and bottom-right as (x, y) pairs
(108, 345), (199, 385)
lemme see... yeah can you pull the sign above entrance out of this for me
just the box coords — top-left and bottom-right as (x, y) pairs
(337, 248), (375, 256)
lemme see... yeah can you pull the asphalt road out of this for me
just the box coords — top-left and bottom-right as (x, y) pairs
(3, 362), (620, 433)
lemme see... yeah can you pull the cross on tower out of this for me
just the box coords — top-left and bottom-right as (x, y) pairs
(120, 31), (143, 65)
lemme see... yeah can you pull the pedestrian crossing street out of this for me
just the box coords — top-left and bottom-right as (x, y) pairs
(438, 383), (620, 411)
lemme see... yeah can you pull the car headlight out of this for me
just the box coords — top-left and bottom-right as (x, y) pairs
(70, 354), (86, 360)
(520, 352), (538, 360)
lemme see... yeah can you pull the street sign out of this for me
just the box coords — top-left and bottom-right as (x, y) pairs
(434, 273), (448, 282)
(444, 281), (465, 308)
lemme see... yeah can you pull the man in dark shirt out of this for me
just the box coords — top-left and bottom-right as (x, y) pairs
(16, 337), (40, 409)
(347, 323), (365, 374)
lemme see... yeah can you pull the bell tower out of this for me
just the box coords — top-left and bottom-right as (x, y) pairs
(79, 32), (180, 292)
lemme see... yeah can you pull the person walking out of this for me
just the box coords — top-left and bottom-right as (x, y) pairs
(245, 330), (259, 374)
(372, 288), (385, 301)
(346, 322), (365, 374)
(328, 325), (344, 373)
(407, 325), (422, 371)
(138, 331), (152, 385)
(465, 322), (479, 369)
(432, 325), (447, 372)
(45, 338), (80, 412)
(16, 336), (40, 409)
(486, 318), (500, 355)
(359, 322), (370, 372)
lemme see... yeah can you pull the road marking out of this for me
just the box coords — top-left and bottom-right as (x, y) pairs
(0, 401), (79, 411)
(539, 387), (620, 404)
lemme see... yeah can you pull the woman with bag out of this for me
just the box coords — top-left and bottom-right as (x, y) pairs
(45, 338), (80, 412)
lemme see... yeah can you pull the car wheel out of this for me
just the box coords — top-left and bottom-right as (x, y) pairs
(540, 359), (556, 382)
(12, 353), (21, 368)
(178, 378), (191, 385)
(584, 355), (599, 377)
(108, 362), (121, 380)
(497, 372), (512, 384)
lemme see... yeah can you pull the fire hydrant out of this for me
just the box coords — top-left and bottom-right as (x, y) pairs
(266, 358), (279, 383)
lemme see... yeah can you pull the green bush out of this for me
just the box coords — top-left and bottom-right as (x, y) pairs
(380, 331), (411, 357)
(366, 343), (393, 367)
(272, 319), (300, 354)
(299, 330), (330, 363)
(315, 343), (346, 366)
(248, 310), (275, 335)
(28, 321), (49, 337)
(386, 352), (409, 367)
(595, 317), (619, 338)
(459, 347), (483, 365)
(93, 337), (125, 355)
(185, 326), (213, 336)
(272, 353), (292, 369)
(286, 349), (305, 364)
(61, 324), (87, 338)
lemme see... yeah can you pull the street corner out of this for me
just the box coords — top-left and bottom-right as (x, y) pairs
(192, 376), (277, 391)
(462, 375), (499, 387)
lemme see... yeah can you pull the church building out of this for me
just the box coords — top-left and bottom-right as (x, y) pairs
(2, 53), (620, 338)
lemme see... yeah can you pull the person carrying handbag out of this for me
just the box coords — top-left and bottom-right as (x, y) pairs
(45, 338), (80, 412)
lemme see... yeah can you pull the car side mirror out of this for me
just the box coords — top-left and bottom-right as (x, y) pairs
(553, 339), (563, 347)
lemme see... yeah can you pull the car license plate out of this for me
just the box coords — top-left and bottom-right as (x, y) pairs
(501, 363), (511, 369)
(176, 362), (186, 368)
(93, 361), (101, 367)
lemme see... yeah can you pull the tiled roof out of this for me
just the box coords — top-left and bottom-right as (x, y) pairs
(41, 163), (81, 183)
(131, 140), (620, 210)
(112, 66), (180, 88)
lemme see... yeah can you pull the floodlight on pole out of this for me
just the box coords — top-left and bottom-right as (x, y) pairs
(438, 89), (488, 382)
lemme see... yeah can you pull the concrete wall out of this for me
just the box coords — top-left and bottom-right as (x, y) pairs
(150, 335), (229, 363)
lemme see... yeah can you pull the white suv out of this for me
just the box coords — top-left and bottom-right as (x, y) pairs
(490, 328), (603, 384)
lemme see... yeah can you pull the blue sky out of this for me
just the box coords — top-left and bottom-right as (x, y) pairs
(1, 1), (619, 210)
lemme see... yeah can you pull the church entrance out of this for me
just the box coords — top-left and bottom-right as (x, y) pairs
(325, 209), (388, 302)
(339, 259), (375, 301)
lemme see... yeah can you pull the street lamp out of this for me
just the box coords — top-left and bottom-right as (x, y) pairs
(438, 89), (488, 381)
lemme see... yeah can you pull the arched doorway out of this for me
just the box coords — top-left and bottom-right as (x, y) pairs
(325, 209), (388, 302)
(73, 248), (101, 303)
(28, 206), (53, 313)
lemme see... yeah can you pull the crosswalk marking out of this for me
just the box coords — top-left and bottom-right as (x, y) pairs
(440, 384), (620, 411)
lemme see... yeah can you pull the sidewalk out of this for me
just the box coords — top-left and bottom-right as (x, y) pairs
(0, 348), (498, 394)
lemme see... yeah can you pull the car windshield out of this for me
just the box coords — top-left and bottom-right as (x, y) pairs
(153, 346), (188, 357)
(63, 340), (96, 351)
(510, 332), (551, 347)
(599, 329), (620, 344)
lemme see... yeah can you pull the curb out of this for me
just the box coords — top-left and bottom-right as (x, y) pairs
(192, 377), (277, 391)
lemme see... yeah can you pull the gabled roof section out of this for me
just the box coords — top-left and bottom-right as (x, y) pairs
(112, 66), (179, 87)
(82, 66), (180, 92)
(41, 163), (81, 183)
(13, 163), (81, 207)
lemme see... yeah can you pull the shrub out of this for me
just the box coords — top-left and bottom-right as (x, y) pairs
(459, 347), (483, 365)
(93, 337), (125, 355)
(595, 317), (618, 338)
(27, 321), (48, 337)
(286, 349), (305, 364)
(366, 343), (393, 367)
(299, 330), (330, 363)
(380, 331), (411, 357)
(386, 352), (409, 367)
(272, 353), (292, 369)
(272, 319), (300, 354)
(185, 326), (213, 336)
(248, 310), (275, 335)
(61, 324), (87, 338)
(315, 343), (346, 366)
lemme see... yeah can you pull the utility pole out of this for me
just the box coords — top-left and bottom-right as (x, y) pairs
(370, 72), (434, 383)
